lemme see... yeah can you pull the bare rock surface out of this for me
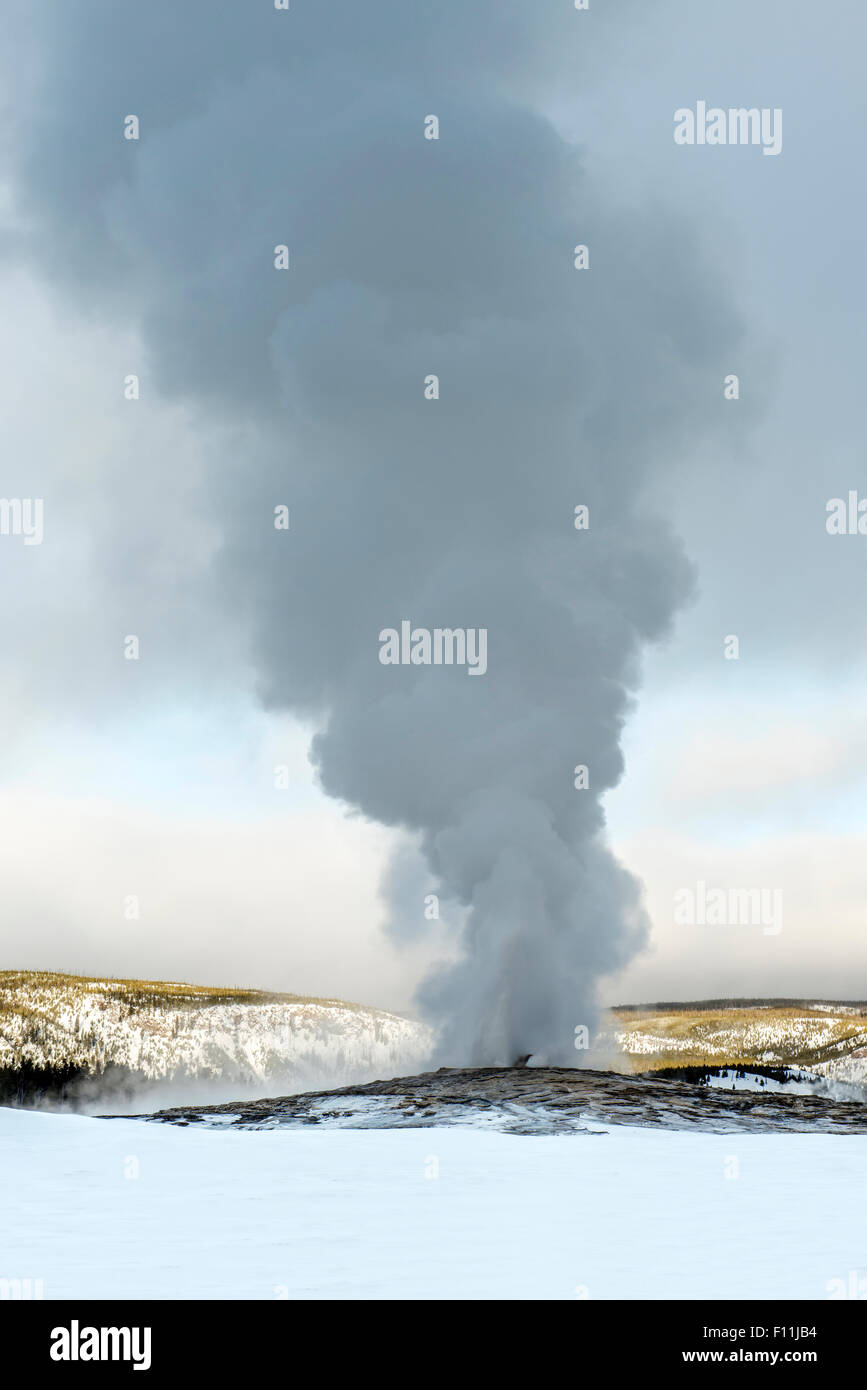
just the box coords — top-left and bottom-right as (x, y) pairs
(121, 1064), (867, 1135)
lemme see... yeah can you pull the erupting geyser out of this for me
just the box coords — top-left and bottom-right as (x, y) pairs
(8, 0), (746, 1065)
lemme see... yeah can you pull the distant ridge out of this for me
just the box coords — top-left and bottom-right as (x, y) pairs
(0, 969), (432, 1107)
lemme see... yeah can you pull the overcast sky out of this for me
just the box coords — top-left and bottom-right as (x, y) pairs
(0, 1), (865, 1021)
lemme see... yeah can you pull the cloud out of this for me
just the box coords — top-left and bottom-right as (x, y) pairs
(608, 828), (867, 1005)
(0, 786), (444, 1010)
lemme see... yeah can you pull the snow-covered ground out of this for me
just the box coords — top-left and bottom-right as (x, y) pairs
(2, 1106), (866, 1300)
(703, 1069), (867, 1101)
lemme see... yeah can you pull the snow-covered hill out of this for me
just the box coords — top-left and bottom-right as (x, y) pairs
(609, 1002), (867, 1084)
(0, 971), (433, 1104)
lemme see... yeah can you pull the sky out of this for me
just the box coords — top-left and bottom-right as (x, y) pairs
(0, 1), (865, 1025)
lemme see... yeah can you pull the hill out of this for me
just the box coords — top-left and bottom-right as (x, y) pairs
(0, 969), (432, 1107)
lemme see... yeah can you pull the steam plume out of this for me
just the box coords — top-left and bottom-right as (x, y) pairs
(7, 1), (745, 1063)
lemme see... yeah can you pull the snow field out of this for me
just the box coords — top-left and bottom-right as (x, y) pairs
(1, 1106), (865, 1300)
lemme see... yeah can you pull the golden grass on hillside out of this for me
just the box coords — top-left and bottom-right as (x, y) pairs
(611, 1004), (867, 1072)
(0, 970), (377, 1017)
